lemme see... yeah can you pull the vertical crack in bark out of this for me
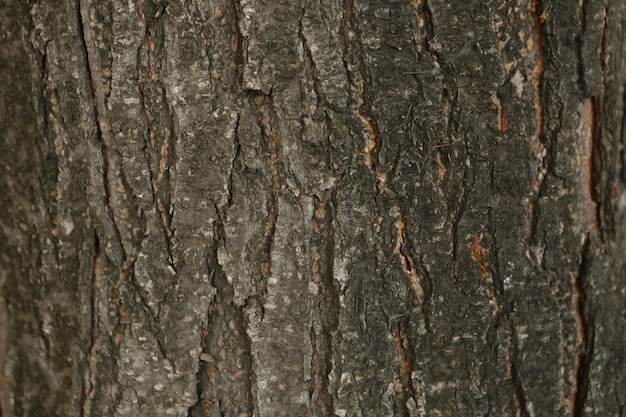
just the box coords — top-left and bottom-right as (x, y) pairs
(137, 85), (176, 262)
(574, 1), (608, 240)
(526, 0), (548, 247)
(137, 0), (177, 266)
(298, 14), (321, 111)
(411, 0), (449, 101)
(338, 0), (354, 86)
(600, 2), (608, 84)
(358, 80), (385, 197)
(395, 207), (424, 304)
(82, 232), (103, 417)
(77, 2), (139, 413)
(190, 235), (255, 417)
(571, 234), (594, 417)
(593, 2), (609, 240)
(232, 0), (246, 87)
(339, 0), (386, 231)
(449, 168), (468, 265)
(509, 324), (530, 417)
(226, 113), (241, 210)
(411, 0), (435, 56)
(310, 328), (334, 417)
(487, 209), (506, 319)
(309, 197), (339, 417)
(588, 98), (603, 239)
(529, 0), (546, 106)
(38, 40), (51, 132)
(77, 0), (134, 291)
(576, 0), (588, 93)
(75, 3), (113, 415)
(253, 93), (279, 310)
(77, 0), (115, 245)
(620, 84), (626, 182)
(394, 320), (417, 417)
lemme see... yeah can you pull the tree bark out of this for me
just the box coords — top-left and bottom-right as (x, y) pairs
(1, 0), (626, 416)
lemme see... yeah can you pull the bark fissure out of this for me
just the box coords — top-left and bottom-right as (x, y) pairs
(510, 325), (531, 417)
(252, 93), (280, 310)
(309, 197), (339, 417)
(394, 320), (417, 417)
(126, 270), (173, 364)
(339, 0), (390, 200)
(588, 97), (603, 240)
(76, 4), (112, 415)
(621, 84), (626, 182)
(77, 0), (135, 290)
(577, 0), (589, 93)
(411, 0), (436, 57)
(487, 209), (505, 309)
(600, 2), (608, 81)
(232, 0), (246, 86)
(137, 84), (176, 266)
(189, 234), (255, 417)
(450, 173), (468, 264)
(77, 0), (115, 244)
(527, 0), (549, 247)
(338, 0), (354, 84)
(298, 14), (321, 110)
(38, 41), (51, 132)
(309, 328), (334, 417)
(572, 234), (594, 417)
(81, 232), (103, 417)
(395, 207), (424, 304)
(137, 0), (177, 268)
(358, 80), (384, 197)
(226, 112), (241, 210)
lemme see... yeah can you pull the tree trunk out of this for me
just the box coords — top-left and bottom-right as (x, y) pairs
(1, 0), (626, 416)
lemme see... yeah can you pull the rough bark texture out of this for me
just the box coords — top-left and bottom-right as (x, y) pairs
(1, 0), (626, 416)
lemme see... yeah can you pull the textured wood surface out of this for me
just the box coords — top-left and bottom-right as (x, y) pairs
(1, 0), (626, 416)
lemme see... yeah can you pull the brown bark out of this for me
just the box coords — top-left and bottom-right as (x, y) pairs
(1, 0), (626, 416)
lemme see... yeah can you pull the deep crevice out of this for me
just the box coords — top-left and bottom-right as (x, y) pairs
(298, 13), (323, 112)
(338, 0), (355, 90)
(232, 0), (246, 90)
(589, 97), (604, 241)
(226, 112), (242, 210)
(81, 230), (103, 417)
(510, 324), (531, 417)
(526, 0), (549, 248)
(417, 256), (434, 333)
(136, 0), (177, 267)
(417, 0), (436, 56)
(76, 1), (110, 412)
(572, 234), (595, 417)
(357, 81), (384, 198)
(249, 92), (279, 312)
(450, 172), (468, 264)
(309, 196), (339, 417)
(394, 319), (417, 417)
(620, 84), (626, 183)
(77, 0), (134, 283)
(188, 228), (255, 417)
(395, 206), (424, 305)
(487, 208), (505, 302)
(576, 0), (589, 94)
